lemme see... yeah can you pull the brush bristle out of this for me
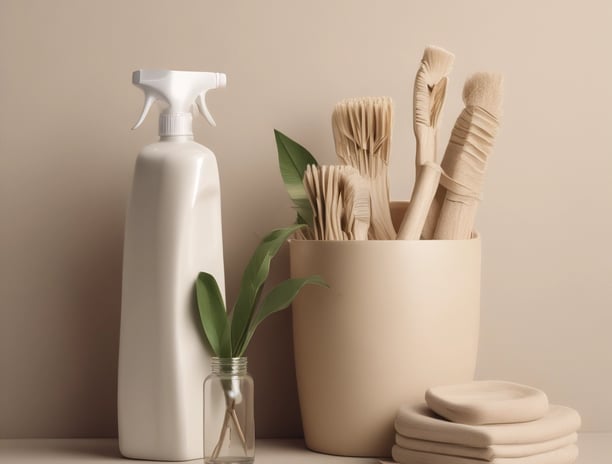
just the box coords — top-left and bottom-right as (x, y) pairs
(421, 46), (455, 86)
(332, 96), (393, 169)
(463, 72), (504, 117)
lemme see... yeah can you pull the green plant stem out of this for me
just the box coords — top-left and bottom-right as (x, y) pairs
(210, 397), (248, 459)
(211, 400), (232, 459)
(231, 407), (248, 453)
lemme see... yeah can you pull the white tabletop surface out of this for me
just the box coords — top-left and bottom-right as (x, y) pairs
(0, 436), (610, 463)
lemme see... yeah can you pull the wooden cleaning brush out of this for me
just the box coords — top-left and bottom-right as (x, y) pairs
(433, 72), (504, 240)
(398, 45), (454, 240)
(332, 97), (396, 240)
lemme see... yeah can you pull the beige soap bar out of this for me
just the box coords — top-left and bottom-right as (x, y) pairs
(395, 404), (581, 447)
(396, 433), (577, 460)
(426, 380), (549, 425)
(392, 444), (578, 464)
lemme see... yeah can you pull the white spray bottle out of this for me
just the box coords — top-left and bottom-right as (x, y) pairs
(118, 69), (226, 460)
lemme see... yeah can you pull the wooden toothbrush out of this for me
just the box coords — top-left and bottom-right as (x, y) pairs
(433, 72), (504, 240)
(397, 45), (454, 240)
(332, 97), (395, 240)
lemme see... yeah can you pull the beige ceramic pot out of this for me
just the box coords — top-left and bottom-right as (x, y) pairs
(289, 204), (481, 457)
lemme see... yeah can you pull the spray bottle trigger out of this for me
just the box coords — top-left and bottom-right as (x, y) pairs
(132, 94), (157, 130)
(196, 93), (216, 127)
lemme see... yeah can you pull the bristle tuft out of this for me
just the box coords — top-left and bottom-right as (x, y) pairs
(463, 72), (504, 117)
(421, 46), (455, 86)
(332, 96), (393, 170)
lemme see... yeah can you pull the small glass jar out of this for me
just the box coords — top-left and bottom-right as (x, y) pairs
(203, 357), (254, 464)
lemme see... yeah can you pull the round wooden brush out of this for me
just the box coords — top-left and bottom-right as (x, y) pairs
(433, 72), (504, 240)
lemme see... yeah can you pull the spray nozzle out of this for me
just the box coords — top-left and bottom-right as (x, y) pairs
(132, 69), (226, 136)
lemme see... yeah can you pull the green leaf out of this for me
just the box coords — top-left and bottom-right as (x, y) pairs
(236, 275), (328, 357)
(195, 272), (231, 357)
(274, 129), (318, 226)
(230, 224), (306, 355)
(293, 198), (314, 226)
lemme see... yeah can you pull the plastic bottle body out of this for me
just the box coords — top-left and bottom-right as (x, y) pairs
(118, 138), (225, 460)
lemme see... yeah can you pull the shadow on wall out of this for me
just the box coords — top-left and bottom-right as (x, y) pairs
(66, 204), (125, 437)
(245, 245), (304, 438)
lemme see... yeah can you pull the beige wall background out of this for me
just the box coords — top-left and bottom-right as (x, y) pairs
(1, 0), (611, 438)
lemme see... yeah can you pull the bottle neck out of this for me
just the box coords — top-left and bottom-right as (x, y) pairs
(159, 112), (193, 138)
(212, 357), (247, 375)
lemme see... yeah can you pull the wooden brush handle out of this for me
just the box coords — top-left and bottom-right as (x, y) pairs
(415, 125), (436, 167)
(397, 162), (441, 240)
(434, 192), (479, 240)
(434, 166), (482, 240)
(421, 188), (443, 240)
(413, 124), (439, 240)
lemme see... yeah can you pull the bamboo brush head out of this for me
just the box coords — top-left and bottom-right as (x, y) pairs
(463, 72), (504, 118)
(331, 96), (393, 177)
(414, 46), (455, 128)
(422, 46), (455, 86)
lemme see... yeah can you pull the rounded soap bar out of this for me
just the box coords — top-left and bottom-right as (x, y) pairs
(425, 380), (549, 425)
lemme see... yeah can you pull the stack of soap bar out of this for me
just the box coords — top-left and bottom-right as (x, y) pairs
(392, 381), (581, 464)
